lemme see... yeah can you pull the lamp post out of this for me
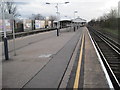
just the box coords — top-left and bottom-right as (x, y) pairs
(46, 2), (69, 36)
(73, 11), (78, 32)
(2, 0), (9, 60)
(11, 15), (16, 56)
(74, 11), (78, 19)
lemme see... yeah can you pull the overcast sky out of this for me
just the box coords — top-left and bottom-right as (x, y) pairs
(14, 0), (120, 21)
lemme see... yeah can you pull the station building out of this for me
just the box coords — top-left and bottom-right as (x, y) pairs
(53, 17), (87, 28)
(72, 17), (87, 26)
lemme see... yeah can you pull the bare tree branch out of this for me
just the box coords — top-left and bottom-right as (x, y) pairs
(49, 15), (57, 21)
(30, 14), (45, 20)
(4, 0), (20, 17)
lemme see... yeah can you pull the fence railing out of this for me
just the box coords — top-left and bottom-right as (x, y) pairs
(0, 28), (57, 41)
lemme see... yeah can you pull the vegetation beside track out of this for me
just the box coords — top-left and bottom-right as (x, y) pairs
(88, 8), (120, 43)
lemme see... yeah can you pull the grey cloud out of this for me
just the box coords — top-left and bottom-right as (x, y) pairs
(15, 0), (119, 21)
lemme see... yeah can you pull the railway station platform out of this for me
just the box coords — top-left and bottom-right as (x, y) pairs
(83, 27), (110, 88)
(63, 27), (110, 89)
(1, 27), (111, 89)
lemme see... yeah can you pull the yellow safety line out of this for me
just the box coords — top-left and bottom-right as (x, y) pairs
(73, 34), (84, 89)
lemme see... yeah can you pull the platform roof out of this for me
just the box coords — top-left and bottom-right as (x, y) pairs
(53, 17), (87, 23)
(72, 17), (86, 23)
(59, 18), (71, 22)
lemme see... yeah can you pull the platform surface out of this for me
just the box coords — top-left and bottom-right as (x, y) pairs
(83, 27), (109, 88)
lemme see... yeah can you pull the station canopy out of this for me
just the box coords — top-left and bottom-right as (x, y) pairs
(72, 17), (86, 23)
(53, 17), (86, 23)
(53, 18), (71, 23)
(59, 18), (71, 22)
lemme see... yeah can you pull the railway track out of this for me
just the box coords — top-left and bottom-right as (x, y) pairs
(87, 26), (120, 90)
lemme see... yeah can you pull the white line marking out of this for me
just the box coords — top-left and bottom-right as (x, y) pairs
(38, 54), (52, 58)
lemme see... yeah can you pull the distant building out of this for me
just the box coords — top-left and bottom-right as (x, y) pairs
(118, 1), (120, 17)
(53, 17), (87, 28)
(59, 18), (72, 28)
(72, 17), (87, 26)
(53, 17), (72, 28)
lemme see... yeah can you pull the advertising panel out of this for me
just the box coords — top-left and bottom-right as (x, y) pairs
(5, 20), (12, 31)
(23, 20), (32, 31)
(0, 20), (2, 32)
(40, 21), (45, 28)
(48, 21), (51, 28)
(35, 20), (41, 29)
(0, 20), (12, 32)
